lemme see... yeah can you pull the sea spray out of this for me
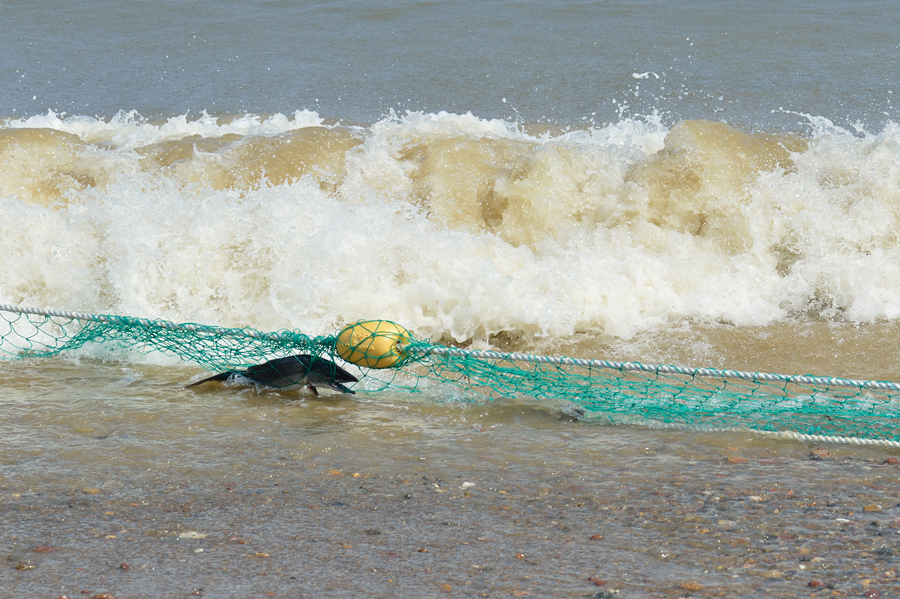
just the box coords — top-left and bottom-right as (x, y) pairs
(2, 111), (899, 346)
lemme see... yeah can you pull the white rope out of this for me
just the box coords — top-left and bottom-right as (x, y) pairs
(5, 303), (899, 392)
(611, 419), (900, 448)
(407, 344), (900, 392)
(3, 304), (899, 447)
(0, 303), (307, 343)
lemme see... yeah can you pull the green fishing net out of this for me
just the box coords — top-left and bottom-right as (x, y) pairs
(2, 305), (898, 447)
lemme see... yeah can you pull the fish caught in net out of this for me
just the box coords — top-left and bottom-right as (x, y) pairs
(1, 304), (898, 447)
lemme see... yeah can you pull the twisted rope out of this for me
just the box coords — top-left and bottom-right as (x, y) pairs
(405, 344), (900, 392)
(616, 419), (900, 449)
(3, 304), (899, 448)
(5, 303), (899, 391)
(0, 303), (316, 344)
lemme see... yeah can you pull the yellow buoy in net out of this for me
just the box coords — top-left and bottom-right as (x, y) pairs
(336, 320), (413, 369)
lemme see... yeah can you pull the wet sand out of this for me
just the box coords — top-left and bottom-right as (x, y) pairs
(1, 359), (900, 598)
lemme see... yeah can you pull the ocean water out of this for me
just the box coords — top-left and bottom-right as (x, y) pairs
(2, 1), (900, 597)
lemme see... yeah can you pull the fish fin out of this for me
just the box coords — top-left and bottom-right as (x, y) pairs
(331, 382), (355, 395)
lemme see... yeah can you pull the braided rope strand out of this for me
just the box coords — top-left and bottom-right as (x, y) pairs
(2, 304), (899, 448)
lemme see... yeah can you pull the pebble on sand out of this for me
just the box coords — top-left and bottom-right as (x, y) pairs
(810, 448), (832, 460)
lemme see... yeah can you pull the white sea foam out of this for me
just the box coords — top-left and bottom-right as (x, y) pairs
(1, 111), (899, 344)
(1, 109), (325, 148)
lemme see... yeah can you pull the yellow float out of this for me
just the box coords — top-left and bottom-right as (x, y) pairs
(336, 320), (413, 369)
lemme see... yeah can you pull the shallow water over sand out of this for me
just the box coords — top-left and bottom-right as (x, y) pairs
(2, 358), (899, 598)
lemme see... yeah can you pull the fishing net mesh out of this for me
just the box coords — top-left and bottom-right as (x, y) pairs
(2, 306), (898, 446)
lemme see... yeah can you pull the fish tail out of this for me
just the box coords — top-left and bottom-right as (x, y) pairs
(185, 372), (233, 388)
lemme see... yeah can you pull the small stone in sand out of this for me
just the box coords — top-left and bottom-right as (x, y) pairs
(810, 448), (832, 460)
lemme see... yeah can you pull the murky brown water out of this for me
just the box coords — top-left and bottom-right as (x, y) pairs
(2, 354), (899, 598)
(532, 321), (900, 385)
